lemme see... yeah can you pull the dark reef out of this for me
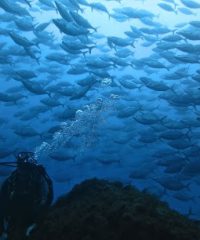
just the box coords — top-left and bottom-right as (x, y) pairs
(28, 178), (200, 240)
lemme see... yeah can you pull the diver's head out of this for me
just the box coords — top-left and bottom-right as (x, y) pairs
(16, 152), (37, 165)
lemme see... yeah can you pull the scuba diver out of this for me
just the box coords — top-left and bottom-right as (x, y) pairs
(0, 152), (53, 240)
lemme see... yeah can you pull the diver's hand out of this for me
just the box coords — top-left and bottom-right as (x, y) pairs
(0, 232), (7, 240)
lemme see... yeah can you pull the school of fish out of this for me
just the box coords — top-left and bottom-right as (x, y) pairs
(0, 0), (200, 219)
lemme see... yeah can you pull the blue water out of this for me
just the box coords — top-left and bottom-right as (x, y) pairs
(1, 0), (200, 220)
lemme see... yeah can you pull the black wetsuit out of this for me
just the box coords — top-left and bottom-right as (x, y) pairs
(0, 162), (53, 240)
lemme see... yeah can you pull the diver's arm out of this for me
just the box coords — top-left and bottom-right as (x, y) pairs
(37, 165), (53, 205)
(0, 183), (7, 235)
(0, 201), (4, 235)
(43, 170), (53, 205)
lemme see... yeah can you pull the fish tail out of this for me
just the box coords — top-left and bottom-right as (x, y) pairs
(88, 46), (95, 54)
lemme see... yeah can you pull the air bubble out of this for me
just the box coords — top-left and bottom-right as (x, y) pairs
(34, 96), (117, 160)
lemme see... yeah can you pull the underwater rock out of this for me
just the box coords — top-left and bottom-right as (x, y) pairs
(29, 179), (200, 240)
